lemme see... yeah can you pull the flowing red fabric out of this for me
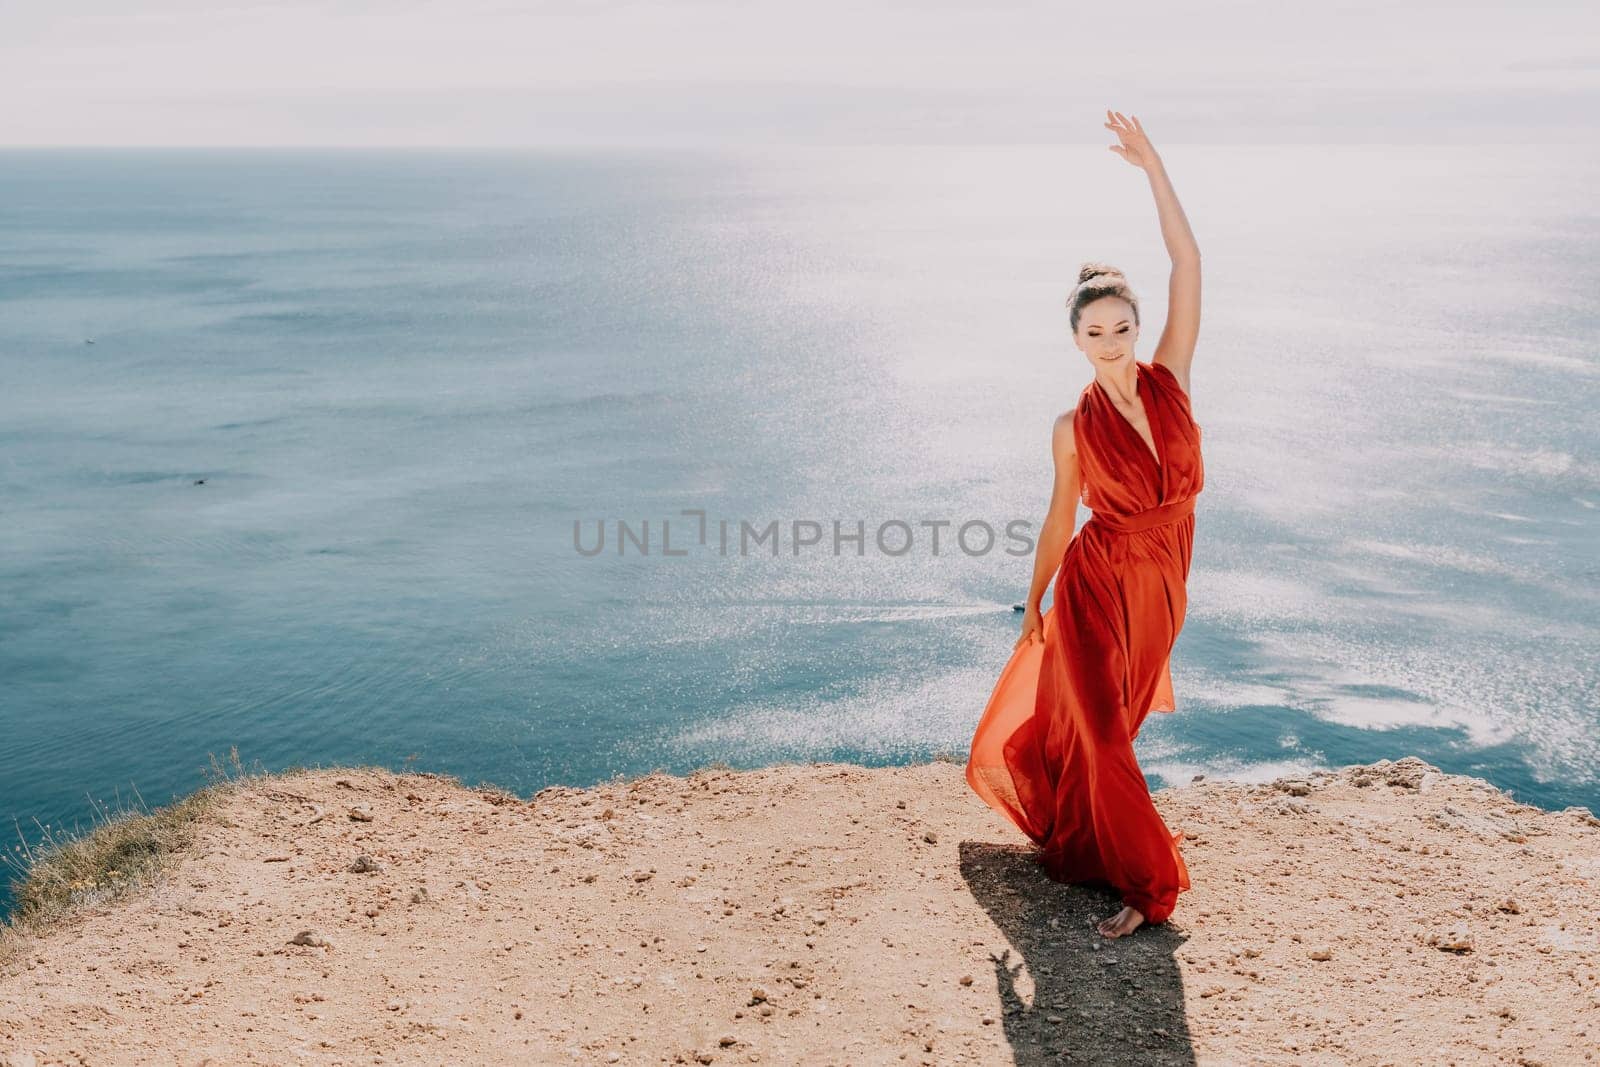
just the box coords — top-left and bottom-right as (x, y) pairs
(966, 359), (1204, 924)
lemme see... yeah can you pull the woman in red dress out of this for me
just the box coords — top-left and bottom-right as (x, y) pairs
(966, 111), (1204, 939)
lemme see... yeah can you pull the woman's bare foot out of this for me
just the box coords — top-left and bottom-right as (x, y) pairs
(1097, 905), (1146, 938)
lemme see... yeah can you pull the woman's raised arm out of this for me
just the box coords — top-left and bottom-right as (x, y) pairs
(1105, 110), (1201, 395)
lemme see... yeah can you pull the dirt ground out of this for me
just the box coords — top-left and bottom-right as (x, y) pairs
(2, 755), (1598, 1066)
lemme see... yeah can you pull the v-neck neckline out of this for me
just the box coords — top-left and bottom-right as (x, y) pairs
(1093, 362), (1162, 472)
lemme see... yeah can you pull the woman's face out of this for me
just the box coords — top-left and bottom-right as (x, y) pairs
(1074, 296), (1139, 370)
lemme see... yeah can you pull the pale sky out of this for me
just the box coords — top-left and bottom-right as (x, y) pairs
(5, 0), (1597, 146)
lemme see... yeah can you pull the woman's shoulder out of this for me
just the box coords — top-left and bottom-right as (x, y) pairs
(1143, 358), (1175, 383)
(1143, 359), (1191, 402)
(1052, 407), (1078, 456)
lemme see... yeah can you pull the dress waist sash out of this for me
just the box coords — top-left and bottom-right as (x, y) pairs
(1088, 496), (1195, 534)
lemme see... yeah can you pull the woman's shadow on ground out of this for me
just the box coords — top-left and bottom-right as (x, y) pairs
(959, 840), (1196, 1066)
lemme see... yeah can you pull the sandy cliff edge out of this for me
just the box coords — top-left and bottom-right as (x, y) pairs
(2, 756), (1598, 1066)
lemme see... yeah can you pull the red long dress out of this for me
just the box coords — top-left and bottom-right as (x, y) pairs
(966, 359), (1203, 924)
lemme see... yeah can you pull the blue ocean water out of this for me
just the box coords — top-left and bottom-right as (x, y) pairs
(2, 146), (1596, 919)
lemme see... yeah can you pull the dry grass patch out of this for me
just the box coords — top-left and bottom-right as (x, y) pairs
(3, 747), (269, 969)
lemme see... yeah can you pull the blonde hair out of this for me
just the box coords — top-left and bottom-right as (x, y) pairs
(1068, 262), (1140, 333)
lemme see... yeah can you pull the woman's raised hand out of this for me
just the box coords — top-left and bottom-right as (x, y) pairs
(1104, 110), (1158, 171)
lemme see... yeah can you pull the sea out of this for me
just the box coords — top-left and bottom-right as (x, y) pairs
(2, 145), (1596, 919)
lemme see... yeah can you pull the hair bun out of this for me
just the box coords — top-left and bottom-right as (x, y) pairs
(1077, 262), (1124, 286)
